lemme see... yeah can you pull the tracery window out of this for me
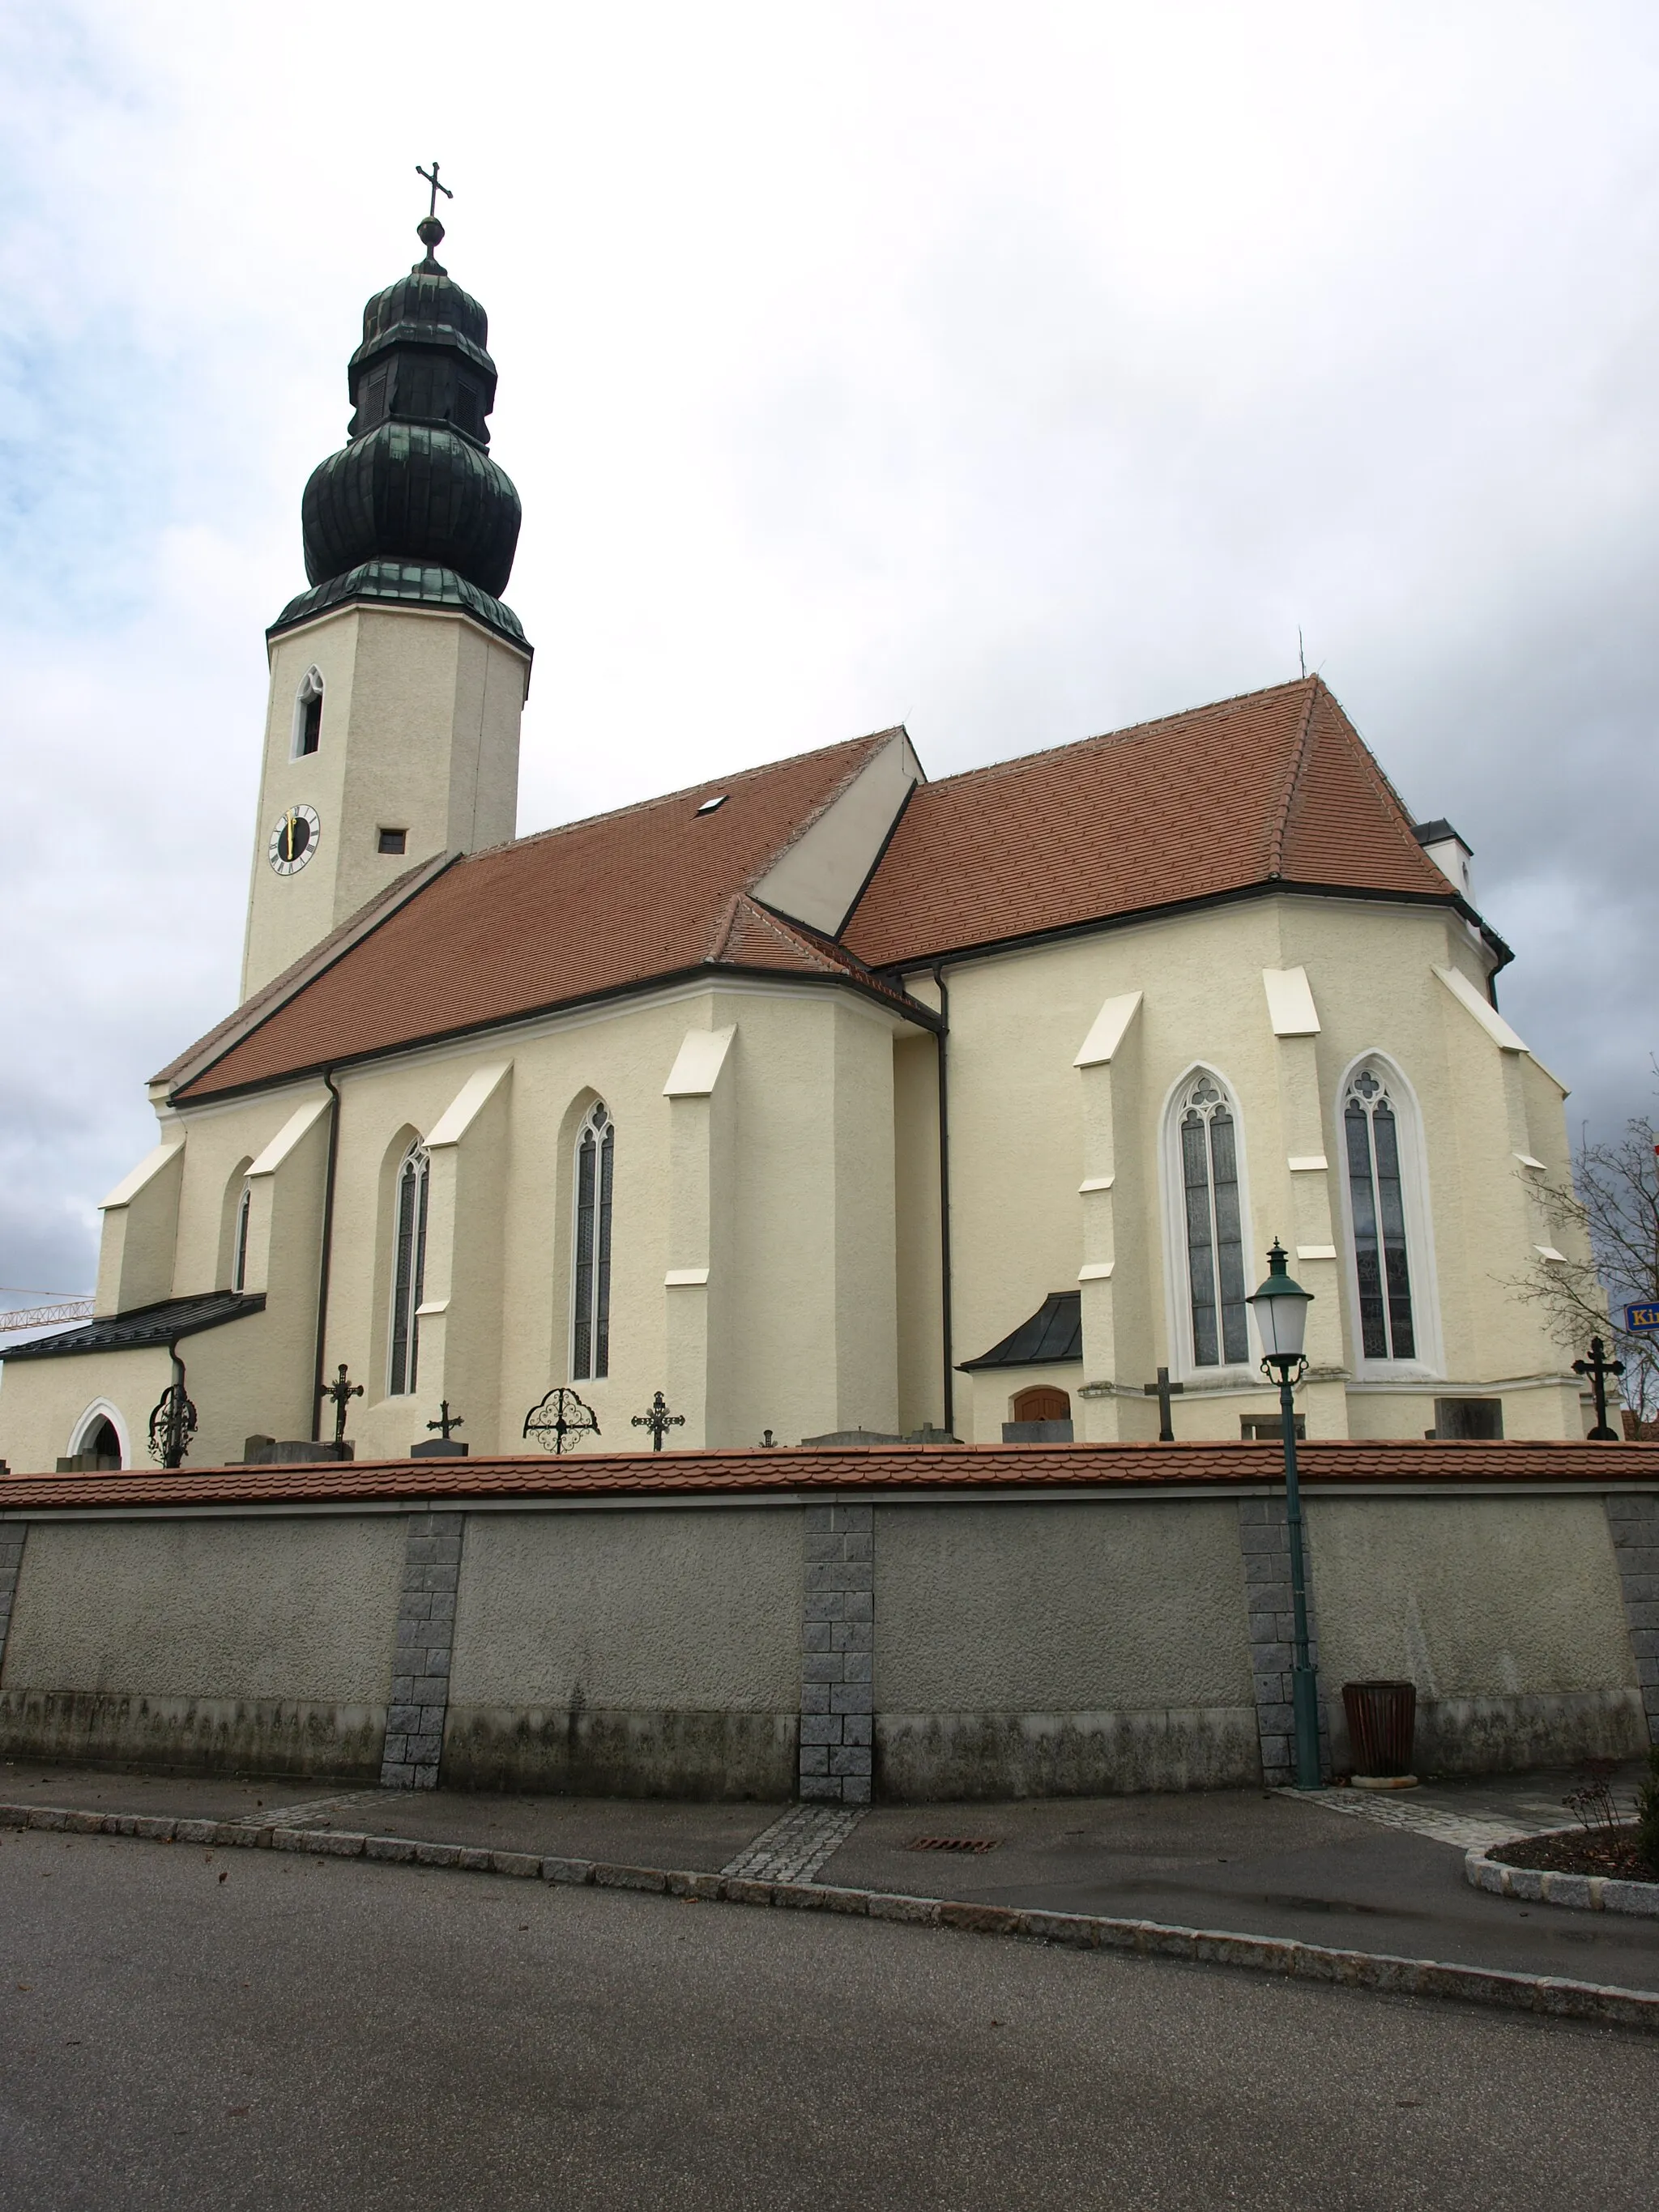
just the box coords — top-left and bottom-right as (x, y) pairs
(388, 1141), (430, 1396)
(231, 1187), (252, 1294)
(1177, 1072), (1249, 1366)
(1343, 1067), (1415, 1360)
(572, 1101), (614, 1382)
(292, 668), (324, 758)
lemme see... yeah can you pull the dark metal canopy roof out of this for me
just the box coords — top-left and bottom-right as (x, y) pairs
(958, 1290), (1081, 1371)
(0, 1291), (265, 1363)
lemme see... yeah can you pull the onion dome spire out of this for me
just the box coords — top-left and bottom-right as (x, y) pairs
(269, 168), (528, 650)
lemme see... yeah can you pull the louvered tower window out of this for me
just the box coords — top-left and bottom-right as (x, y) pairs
(388, 1142), (430, 1396)
(1179, 1073), (1249, 1366)
(572, 1102), (615, 1381)
(1344, 1068), (1415, 1359)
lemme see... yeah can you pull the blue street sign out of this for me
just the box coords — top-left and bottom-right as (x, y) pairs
(1624, 1303), (1659, 1334)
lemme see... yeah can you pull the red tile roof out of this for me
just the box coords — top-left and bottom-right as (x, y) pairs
(2, 1439), (1648, 1511)
(842, 677), (1452, 969)
(173, 732), (915, 1101)
(165, 679), (1467, 1103)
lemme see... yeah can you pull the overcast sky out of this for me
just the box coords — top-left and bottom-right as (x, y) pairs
(3, 1), (1657, 1296)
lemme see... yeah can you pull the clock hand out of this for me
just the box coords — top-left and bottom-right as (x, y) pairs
(286, 809), (296, 860)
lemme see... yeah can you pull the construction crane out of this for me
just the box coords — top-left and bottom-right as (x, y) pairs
(0, 1295), (94, 1334)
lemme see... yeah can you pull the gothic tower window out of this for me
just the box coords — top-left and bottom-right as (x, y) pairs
(572, 1101), (614, 1382)
(1175, 1072), (1249, 1367)
(1343, 1066), (1416, 1361)
(388, 1141), (430, 1396)
(292, 668), (324, 758)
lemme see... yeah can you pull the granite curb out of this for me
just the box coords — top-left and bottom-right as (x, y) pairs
(5, 1799), (1656, 2033)
(1465, 1845), (1659, 1920)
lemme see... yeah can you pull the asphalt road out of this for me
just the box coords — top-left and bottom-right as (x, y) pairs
(2, 1826), (1655, 2211)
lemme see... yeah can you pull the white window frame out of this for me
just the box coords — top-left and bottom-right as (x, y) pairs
(387, 1140), (430, 1397)
(290, 667), (325, 760)
(569, 1100), (614, 1383)
(1159, 1063), (1259, 1383)
(1332, 1052), (1443, 1379)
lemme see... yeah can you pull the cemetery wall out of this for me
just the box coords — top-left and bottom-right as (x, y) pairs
(0, 1511), (402, 1776)
(442, 1507), (799, 1796)
(0, 1462), (1652, 1796)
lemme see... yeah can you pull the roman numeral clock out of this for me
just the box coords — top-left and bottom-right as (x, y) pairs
(268, 803), (321, 876)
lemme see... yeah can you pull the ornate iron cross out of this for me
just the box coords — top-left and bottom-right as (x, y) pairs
(523, 1387), (600, 1455)
(147, 1355), (197, 1469)
(427, 1400), (463, 1443)
(633, 1391), (685, 1453)
(416, 161), (454, 219)
(1141, 1365), (1185, 1443)
(1572, 1336), (1625, 1442)
(320, 1363), (364, 1447)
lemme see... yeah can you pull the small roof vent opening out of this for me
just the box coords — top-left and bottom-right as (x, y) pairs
(695, 795), (728, 816)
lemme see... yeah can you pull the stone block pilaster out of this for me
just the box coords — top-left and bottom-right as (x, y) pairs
(381, 1511), (466, 1790)
(800, 1503), (873, 1804)
(1238, 1495), (1329, 1786)
(1606, 1493), (1659, 1745)
(0, 1522), (26, 1676)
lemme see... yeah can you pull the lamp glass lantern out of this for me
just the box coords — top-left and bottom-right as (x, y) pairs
(1247, 1239), (1312, 1367)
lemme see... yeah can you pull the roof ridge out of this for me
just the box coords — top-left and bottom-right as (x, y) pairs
(917, 676), (1317, 798)
(471, 727), (904, 865)
(1267, 676), (1322, 878)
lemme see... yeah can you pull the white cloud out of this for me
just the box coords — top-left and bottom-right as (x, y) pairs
(4, 0), (1659, 1286)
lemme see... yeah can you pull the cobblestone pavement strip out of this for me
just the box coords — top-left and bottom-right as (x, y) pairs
(721, 1804), (867, 1882)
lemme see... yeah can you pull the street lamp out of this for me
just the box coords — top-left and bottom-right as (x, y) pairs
(1246, 1240), (1321, 1791)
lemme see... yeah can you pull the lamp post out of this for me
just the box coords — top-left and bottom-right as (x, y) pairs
(1246, 1240), (1321, 1790)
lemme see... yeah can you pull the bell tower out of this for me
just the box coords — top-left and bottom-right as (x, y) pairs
(241, 181), (533, 1002)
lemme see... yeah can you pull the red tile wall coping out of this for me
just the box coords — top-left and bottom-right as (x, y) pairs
(2, 1440), (1653, 1513)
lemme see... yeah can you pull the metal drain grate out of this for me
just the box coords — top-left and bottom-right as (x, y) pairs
(906, 1835), (1001, 1853)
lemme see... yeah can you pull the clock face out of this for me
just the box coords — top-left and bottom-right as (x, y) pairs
(268, 803), (321, 875)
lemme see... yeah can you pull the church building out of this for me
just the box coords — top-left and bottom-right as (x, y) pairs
(0, 213), (1595, 1475)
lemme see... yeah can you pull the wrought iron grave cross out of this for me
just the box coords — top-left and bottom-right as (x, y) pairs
(320, 1363), (363, 1447)
(633, 1392), (685, 1452)
(1572, 1336), (1625, 1442)
(1141, 1365), (1185, 1443)
(427, 1400), (463, 1443)
(416, 161), (454, 219)
(522, 1387), (600, 1455)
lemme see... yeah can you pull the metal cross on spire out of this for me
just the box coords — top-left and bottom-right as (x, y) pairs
(416, 161), (454, 219)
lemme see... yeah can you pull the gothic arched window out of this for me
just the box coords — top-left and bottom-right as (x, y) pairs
(572, 1102), (614, 1381)
(388, 1141), (430, 1396)
(1175, 1072), (1249, 1367)
(292, 667), (324, 758)
(1342, 1065), (1416, 1361)
(231, 1186), (252, 1294)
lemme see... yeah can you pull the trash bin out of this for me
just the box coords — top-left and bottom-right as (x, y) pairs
(1341, 1680), (1417, 1779)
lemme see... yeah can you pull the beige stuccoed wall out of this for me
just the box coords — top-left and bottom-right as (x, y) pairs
(73, 977), (913, 1467)
(874, 1499), (1260, 1795)
(0, 1512), (405, 1775)
(242, 607), (528, 1002)
(444, 1507), (800, 1795)
(907, 894), (1587, 1445)
(0, 1347), (172, 1476)
(1307, 1494), (1645, 1771)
